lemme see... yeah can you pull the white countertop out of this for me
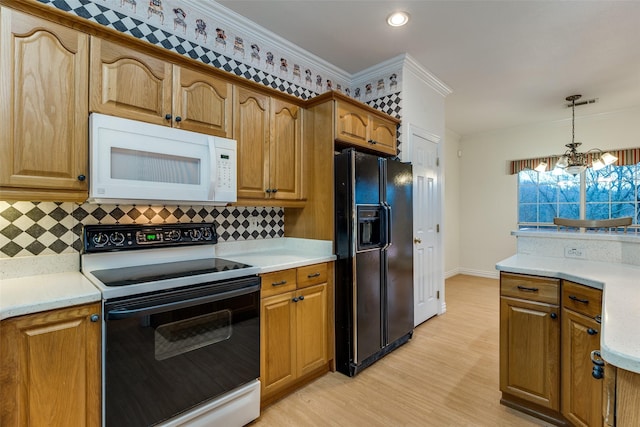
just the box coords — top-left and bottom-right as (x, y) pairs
(0, 272), (101, 321)
(496, 254), (640, 374)
(0, 237), (335, 321)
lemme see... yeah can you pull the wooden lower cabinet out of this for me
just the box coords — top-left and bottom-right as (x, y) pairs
(260, 263), (332, 406)
(0, 303), (101, 427)
(562, 288), (604, 427)
(500, 295), (560, 411)
(500, 272), (609, 426)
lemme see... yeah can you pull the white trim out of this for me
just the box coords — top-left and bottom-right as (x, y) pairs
(457, 268), (500, 279)
(402, 54), (452, 97)
(187, 0), (351, 82)
(444, 268), (460, 279)
(351, 54), (405, 86)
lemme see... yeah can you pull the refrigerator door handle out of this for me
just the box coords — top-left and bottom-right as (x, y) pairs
(380, 203), (390, 250)
(385, 202), (393, 247)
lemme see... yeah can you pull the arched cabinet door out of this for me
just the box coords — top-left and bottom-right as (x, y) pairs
(233, 86), (270, 200)
(0, 7), (88, 201)
(173, 65), (232, 137)
(90, 36), (172, 126)
(270, 98), (303, 200)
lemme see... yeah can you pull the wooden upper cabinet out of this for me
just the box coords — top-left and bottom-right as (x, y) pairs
(234, 86), (270, 200)
(270, 98), (303, 200)
(335, 99), (397, 156)
(90, 37), (172, 125)
(0, 303), (101, 427)
(90, 37), (232, 136)
(173, 65), (232, 136)
(0, 7), (89, 201)
(369, 115), (397, 153)
(336, 102), (369, 145)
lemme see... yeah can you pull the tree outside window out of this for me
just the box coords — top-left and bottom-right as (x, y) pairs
(518, 163), (640, 231)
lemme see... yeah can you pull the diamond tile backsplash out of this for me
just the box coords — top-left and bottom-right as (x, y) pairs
(0, 202), (283, 258)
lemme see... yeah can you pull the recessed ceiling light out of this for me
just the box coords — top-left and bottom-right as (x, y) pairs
(387, 11), (409, 27)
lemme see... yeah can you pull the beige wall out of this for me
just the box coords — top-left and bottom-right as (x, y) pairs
(453, 106), (640, 277)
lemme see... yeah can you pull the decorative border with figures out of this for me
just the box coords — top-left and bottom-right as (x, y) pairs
(37, 0), (402, 114)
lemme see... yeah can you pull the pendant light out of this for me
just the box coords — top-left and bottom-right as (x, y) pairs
(536, 95), (618, 175)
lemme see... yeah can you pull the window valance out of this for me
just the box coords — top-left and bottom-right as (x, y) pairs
(509, 147), (640, 175)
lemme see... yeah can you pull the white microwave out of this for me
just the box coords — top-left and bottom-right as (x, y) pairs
(89, 113), (237, 205)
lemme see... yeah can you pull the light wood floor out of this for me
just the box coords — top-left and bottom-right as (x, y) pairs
(252, 274), (552, 426)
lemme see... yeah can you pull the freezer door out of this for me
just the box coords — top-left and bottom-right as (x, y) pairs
(355, 250), (383, 364)
(384, 159), (414, 344)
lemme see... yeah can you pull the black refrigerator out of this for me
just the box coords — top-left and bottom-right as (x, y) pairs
(334, 148), (414, 377)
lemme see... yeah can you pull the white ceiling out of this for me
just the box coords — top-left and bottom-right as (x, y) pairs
(217, 0), (640, 137)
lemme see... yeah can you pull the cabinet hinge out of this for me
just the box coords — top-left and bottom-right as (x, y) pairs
(437, 290), (440, 299)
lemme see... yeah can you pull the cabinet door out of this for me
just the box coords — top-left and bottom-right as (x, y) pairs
(562, 309), (603, 427)
(270, 98), (303, 200)
(0, 303), (101, 427)
(0, 8), (88, 199)
(261, 291), (296, 397)
(500, 296), (560, 410)
(234, 86), (270, 199)
(336, 102), (369, 146)
(173, 65), (232, 137)
(369, 115), (397, 156)
(90, 37), (172, 125)
(296, 283), (328, 377)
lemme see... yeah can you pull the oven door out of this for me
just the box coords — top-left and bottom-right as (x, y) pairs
(104, 276), (260, 427)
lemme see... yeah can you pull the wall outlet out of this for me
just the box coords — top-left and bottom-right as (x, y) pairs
(248, 216), (259, 232)
(564, 247), (586, 259)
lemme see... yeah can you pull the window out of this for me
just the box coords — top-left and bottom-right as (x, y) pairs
(518, 163), (640, 231)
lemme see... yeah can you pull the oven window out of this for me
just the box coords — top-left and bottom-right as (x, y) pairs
(155, 309), (232, 361)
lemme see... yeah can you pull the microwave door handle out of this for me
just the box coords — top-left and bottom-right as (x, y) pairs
(208, 138), (217, 200)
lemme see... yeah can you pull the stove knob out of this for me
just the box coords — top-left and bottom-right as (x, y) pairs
(110, 231), (125, 245)
(92, 233), (109, 247)
(189, 229), (202, 240)
(202, 227), (213, 240)
(166, 229), (181, 241)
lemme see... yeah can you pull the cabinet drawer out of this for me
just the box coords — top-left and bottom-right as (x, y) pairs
(261, 269), (297, 298)
(297, 263), (328, 289)
(500, 272), (559, 304)
(562, 280), (602, 318)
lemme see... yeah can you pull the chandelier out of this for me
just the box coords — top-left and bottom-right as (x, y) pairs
(536, 95), (617, 175)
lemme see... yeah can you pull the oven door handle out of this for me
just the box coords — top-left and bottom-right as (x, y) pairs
(106, 284), (260, 320)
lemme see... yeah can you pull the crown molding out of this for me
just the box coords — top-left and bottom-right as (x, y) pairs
(351, 54), (406, 86)
(186, 0), (351, 82)
(402, 53), (452, 97)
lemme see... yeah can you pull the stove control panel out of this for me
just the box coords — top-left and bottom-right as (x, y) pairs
(84, 223), (218, 252)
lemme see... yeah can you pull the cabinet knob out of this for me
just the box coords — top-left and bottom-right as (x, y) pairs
(77, 174), (86, 181)
(90, 314), (100, 322)
(587, 328), (598, 335)
(298, 295), (304, 301)
(368, 139), (377, 145)
(165, 114), (172, 120)
(550, 312), (557, 319)
(175, 116), (182, 123)
(292, 297), (299, 302)
(592, 366), (604, 380)
(265, 188), (272, 193)
(272, 188), (278, 193)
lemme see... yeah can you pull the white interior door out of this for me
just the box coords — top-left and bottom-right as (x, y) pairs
(410, 126), (441, 326)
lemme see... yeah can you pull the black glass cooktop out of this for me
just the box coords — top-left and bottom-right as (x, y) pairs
(91, 258), (253, 287)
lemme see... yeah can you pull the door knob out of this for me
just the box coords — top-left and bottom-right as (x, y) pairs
(414, 238), (422, 244)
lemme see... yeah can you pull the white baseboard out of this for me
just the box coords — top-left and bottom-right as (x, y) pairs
(444, 268), (459, 279)
(456, 268), (500, 279)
